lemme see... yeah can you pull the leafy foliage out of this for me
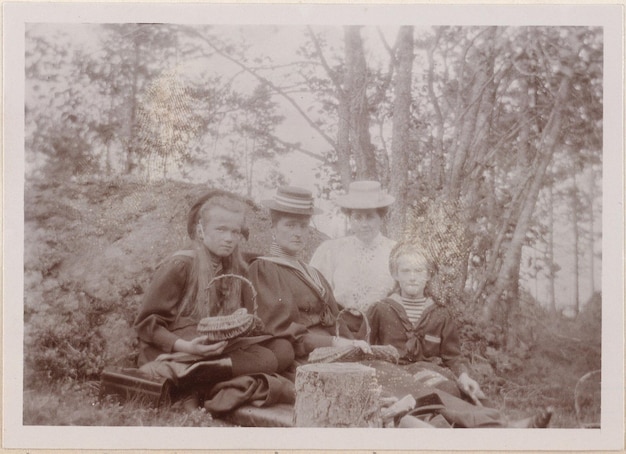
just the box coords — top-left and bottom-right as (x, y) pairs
(22, 178), (600, 426)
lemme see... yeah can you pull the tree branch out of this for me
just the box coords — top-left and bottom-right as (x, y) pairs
(306, 26), (344, 95)
(186, 28), (338, 155)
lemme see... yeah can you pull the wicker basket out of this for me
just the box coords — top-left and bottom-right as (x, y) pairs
(308, 308), (399, 364)
(197, 274), (263, 343)
(574, 369), (601, 428)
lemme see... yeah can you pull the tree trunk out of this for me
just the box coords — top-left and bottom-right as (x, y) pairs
(426, 28), (445, 190)
(447, 27), (496, 198)
(587, 167), (596, 294)
(388, 26), (414, 239)
(294, 362), (382, 428)
(336, 79), (353, 189)
(344, 26), (378, 181)
(481, 66), (574, 323)
(571, 167), (580, 314)
(125, 32), (141, 174)
(547, 179), (557, 313)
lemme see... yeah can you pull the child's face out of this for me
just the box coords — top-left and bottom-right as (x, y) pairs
(393, 253), (429, 299)
(199, 206), (244, 257)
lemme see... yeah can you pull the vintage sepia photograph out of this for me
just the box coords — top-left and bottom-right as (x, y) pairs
(3, 2), (624, 451)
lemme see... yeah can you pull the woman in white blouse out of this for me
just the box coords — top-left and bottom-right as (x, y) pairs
(310, 181), (397, 321)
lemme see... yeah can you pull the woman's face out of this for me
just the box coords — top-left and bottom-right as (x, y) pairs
(349, 209), (383, 244)
(198, 206), (244, 257)
(273, 214), (311, 255)
(393, 253), (429, 299)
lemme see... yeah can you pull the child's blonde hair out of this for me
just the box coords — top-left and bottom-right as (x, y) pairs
(179, 191), (248, 320)
(387, 242), (435, 296)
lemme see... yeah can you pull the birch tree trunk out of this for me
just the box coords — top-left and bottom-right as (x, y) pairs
(481, 65), (575, 323)
(571, 167), (581, 314)
(388, 26), (414, 239)
(344, 26), (378, 181)
(547, 180), (557, 313)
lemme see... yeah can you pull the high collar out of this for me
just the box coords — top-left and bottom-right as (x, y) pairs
(208, 251), (223, 271)
(389, 292), (433, 308)
(352, 232), (384, 249)
(269, 242), (299, 261)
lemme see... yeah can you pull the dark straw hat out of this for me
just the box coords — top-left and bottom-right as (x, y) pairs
(262, 186), (322, 216)
(187, 190), (249, 240)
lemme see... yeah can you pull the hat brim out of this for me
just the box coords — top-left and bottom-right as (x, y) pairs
(261, 199), (322, 216)
(335, 194), (395, 209)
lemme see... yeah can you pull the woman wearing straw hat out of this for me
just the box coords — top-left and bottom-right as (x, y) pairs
(310, 181), (397, 315)
(248, 186), (371, 367)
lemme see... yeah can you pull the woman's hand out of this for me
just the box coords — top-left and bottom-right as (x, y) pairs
(457, 372), (486, 405)
(174, 336), (228, 357)
(332, 336), (372, 354)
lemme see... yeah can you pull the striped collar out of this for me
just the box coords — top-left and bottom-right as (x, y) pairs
(389, 293), (434, 308)
(402, 296), (427, 305)
(269, 242), (300, 261)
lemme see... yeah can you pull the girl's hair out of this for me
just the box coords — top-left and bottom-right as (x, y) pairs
(179, 192), (249, 320)
(340, 207), (389, 218)
(387, 242), (435, 296)
(269, 210), (311, 228)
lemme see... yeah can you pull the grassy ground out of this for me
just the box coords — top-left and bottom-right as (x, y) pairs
(21, 176), (601, 428)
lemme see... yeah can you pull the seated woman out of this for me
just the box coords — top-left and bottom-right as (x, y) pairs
(247, 186), (371, 368)
(134, 190), (294, 409)
(310, 181), (396, 334)
(366, 241), (552, 428)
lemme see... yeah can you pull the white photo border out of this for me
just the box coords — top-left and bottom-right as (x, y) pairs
(3, 2), (624, 451)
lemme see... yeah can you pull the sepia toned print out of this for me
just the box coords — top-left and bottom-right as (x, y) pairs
(4, 2), (624, 451)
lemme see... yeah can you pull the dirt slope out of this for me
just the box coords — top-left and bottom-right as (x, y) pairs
(23, 177), (326, 383)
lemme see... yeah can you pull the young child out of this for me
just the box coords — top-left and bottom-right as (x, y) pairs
(367, 241), (553, 427)
(367, 242), (484, 404)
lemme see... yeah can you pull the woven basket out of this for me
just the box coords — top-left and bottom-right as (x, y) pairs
(197, 274), (263, 343)
(308, 308), (400, 364)
(574, 369), (601, 428)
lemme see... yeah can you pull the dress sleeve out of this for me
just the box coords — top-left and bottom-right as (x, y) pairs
(134, 258), (190, 354)
(438, 311), (470, 377)
(249, 259), (335, 357)
(309, 240), (334, 287)
(248, 260), (307, 339)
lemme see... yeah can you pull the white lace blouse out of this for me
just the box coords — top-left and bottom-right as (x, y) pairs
(310, 234), (397, 312)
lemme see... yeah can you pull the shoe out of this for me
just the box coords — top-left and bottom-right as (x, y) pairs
(509, 407), (554, 428)
(180, 392), (201, 412)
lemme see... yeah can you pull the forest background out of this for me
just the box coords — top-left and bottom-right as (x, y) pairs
(6, 7), (619, 441)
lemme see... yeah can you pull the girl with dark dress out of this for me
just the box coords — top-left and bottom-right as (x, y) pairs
(248, 186), (371, 369)
(134, 190), (294, 408)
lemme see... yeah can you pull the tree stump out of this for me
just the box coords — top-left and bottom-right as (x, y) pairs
(294, 362), (382, 427)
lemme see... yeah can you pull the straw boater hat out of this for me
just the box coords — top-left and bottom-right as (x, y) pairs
(335, 180), (395, 209)
(262, 186), (322, 216)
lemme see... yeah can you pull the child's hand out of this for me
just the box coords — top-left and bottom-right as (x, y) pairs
(332, 336), (372, 354)
(175, 337), (228, 357)
(457, 372), (486, 406)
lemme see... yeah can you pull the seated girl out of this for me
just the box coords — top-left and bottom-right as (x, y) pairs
(248, 186), (370, 369)
(134, 190), (294, 409)
(367, 242), (484, 402)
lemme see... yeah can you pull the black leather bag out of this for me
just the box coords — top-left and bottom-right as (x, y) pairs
(100, 367), (173, 407)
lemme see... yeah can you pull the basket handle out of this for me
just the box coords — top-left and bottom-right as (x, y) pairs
(574, 369), (601, 428)
(335, 308), (371, 342)
(206, 273), (257, 316)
